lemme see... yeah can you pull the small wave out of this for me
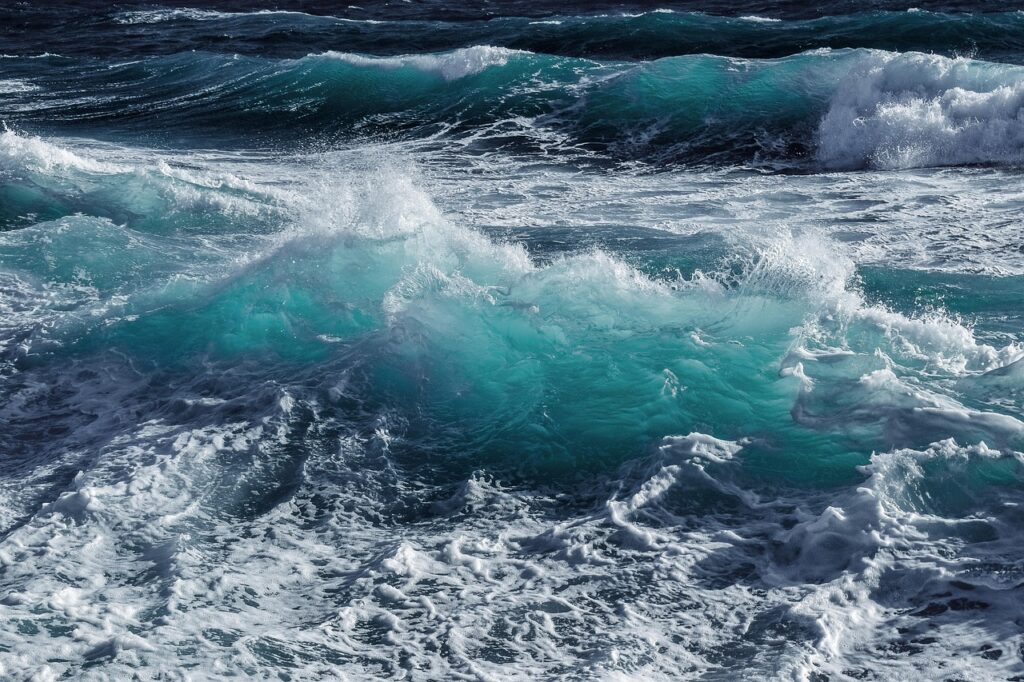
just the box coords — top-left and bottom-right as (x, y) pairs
(0, 80), (40, 94)
(112, 7), (377, 26)
(0, 53), (63, 59)
(0, 129), (121, 174)
(0, 131), (286, 233)
(111, 8), (229, 24)
(318, 45), (524, 81)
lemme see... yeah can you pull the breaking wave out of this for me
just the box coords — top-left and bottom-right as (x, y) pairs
(8, 47), (1024, 168)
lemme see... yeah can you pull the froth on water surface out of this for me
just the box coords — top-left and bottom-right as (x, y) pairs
(1, 2), (1024, 680)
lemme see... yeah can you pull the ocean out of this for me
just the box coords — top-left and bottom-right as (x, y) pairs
(1, 1), (1024, 679)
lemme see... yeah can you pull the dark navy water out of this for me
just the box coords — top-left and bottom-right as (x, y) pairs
(2, 2), (1024, 680)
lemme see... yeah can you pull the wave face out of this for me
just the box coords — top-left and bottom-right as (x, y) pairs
(2, 3), (1024, 680)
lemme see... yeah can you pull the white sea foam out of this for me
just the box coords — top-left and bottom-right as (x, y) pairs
(0, 53), (63, 59)
(0, 129), (121, 173)
(112, 8), (231, 24)
(0, 79), (41, 94)
(818, 51), (1024, 169)
(113, 8), (363, 25)
(0, 130), (287, 218)
(319, 45), (523, 81)
(1, 141), (1022, 679)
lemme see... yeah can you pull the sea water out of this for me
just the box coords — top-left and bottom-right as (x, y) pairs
(1, 2), (1024, 679)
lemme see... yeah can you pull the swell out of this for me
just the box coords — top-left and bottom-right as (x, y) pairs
(9, 47), (1024, 169)
(9, 8), (1024, 61)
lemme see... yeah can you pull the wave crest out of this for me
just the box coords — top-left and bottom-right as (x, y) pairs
(319, 45), (524, 81)
(818, 52), (1024, 169)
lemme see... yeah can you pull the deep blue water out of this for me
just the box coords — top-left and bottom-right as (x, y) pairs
(2, 2), (1024, 680)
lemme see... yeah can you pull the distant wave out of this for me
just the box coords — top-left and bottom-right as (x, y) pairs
(93, 9), (1024, 62)
(111, 7), (382, 26)
(10, 46), (1024, 169)
(320, 45), (524, 81)
(112, 8), (230, 24)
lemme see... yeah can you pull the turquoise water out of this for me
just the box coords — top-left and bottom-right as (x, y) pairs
(2, 3), (1024, 680)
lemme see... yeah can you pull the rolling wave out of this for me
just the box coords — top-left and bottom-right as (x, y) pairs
(8, 47), (1024, 168)
(17, 8), (1024, 61)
